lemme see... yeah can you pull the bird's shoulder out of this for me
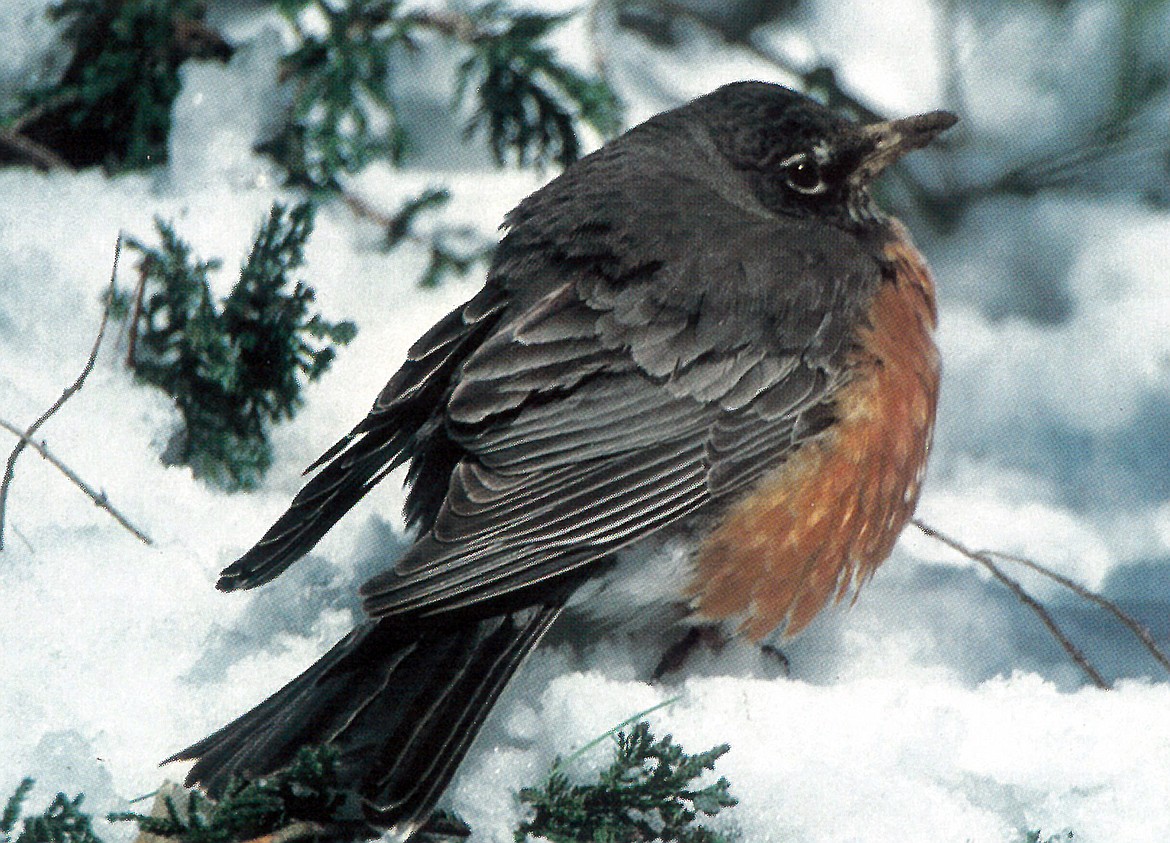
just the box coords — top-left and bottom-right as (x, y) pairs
(488, 122), (883, 358)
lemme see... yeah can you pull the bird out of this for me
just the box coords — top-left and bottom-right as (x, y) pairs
(168, 80), (956, 839)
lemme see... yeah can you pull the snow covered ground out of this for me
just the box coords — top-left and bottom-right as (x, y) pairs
(2, 1), (1169, 841)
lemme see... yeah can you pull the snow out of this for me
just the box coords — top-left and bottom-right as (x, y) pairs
(2, 1), (1169, 841)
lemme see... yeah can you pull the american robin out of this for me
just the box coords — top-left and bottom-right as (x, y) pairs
(169, 81), (956, 838)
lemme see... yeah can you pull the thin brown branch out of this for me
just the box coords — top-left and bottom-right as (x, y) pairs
(911, 518), (1110, 689)
(586, 0), (614, 95)
(126, 254), (148, 367)
(342, 189), (395, 229)
(172, 16), (235, 62)
(10, 524), (35, 554)
(0, 237), (151, 550)
(987, 549), (1170, 675)
(1, 90), (82, 171)
(1, 238), (121, 523)
(237, 822), (326, 843)
(407, 9), (481, 43)
(0, 417), (153, 547)
(7, 92), (77, 135)
(0, 126), (72, 171)
(341, 188), (428, 250)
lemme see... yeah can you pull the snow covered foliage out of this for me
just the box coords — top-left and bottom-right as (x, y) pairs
(1, 1), (1169, 841)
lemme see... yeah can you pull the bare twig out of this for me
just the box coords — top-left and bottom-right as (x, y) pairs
(987, 549), (1170, 675)
(586, 0), (615, 95)
(0, 127), (72, 171)
(7, 91), (81, 135)
(10, 524), (35, 554)
(342, 189), (395, 229)
(0, 90), (80, 171)
(407, 9), (482, 43)
(0, 236), (151, 550)
(126, 253), (149, 367)
(0, 417), (153, 546)
(911, 518), (1110, 689)
(342, 188), (439, 249)
(1, 238), (121, 540)
(237, 822), (326, 843)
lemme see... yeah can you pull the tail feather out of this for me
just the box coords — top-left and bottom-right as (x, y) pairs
(214, 429), (412, 592)
(362, 600), (563, 822)
(169, 603), (564, 837)
(214, 288), (509, 593)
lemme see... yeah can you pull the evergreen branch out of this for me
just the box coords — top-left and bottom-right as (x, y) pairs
(986, 549), (1170, 676)
(112, 748), (358, 843)
(911, 519), (1109, 689)
(516, 721), (736, 843)
(1, 779), (34, 836)
(0, 238), (141, 550)
(342, 188), (494, 287)
(122, 205), (354, 489)
(2, 784), (100, 843)
(13, 0), (233, 171)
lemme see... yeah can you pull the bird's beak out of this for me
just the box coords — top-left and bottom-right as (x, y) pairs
(852, 110), (958, 183)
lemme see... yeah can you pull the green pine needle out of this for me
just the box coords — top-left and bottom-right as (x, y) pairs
(110, 747), (356, 843)
(123, 201), (355, 490)
(1, 780), (101, 843)
(516, 721), (738, 843)
(457, 3), (623, 168)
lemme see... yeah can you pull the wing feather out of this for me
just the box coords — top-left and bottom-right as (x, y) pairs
(217, 163), (883, 618)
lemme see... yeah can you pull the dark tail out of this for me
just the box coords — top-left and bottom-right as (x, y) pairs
(168, 603), (564, 839)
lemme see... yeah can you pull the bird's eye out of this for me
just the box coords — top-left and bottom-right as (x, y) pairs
(782, 153), (828, 195)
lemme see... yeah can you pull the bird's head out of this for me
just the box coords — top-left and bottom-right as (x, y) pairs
(686, 81), (957, 229)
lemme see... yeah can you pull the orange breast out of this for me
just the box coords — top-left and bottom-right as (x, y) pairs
(689, 229), (940, 641)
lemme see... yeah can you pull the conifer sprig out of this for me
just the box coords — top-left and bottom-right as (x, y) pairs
(1, 780), (101, 843)
(124, 202), (356, 490)
(515, 721), (738, 843)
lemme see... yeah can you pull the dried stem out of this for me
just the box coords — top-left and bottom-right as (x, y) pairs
(342, 189), (395, 229)
(237, 822), (326, 843)
(0, 126), (72, 171)
(0, 236), (151, 550)
(586, 0), (615, 97)
(0, 91), (80, 171)
(987, 549), (1170, 676)
(341, 188), (430, 249)
(911, 518), (1110, 689)
(126, 254), (148, 367)
(407, 9), (482, 43)
(0, 417), (153, 547)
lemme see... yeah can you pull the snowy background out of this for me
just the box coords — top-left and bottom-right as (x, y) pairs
(2, 0), (1170, 841)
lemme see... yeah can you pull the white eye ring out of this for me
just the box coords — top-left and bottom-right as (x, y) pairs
(781, 152), (828, 195)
